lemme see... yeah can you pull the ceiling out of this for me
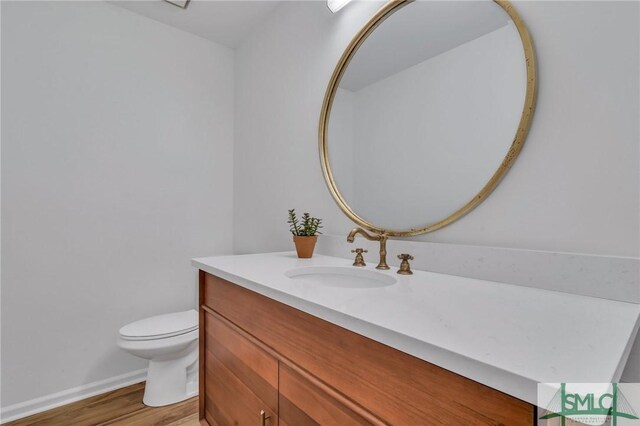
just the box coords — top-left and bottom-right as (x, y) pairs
(110, 0), (282, 48)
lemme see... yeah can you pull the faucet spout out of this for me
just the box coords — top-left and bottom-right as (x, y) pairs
(346, 227), (390, 270)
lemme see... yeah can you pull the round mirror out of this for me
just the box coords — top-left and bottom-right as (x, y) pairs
(320, 0), (536, 236)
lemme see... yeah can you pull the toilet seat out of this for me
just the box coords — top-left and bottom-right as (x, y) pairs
(119, 309), (198, 341)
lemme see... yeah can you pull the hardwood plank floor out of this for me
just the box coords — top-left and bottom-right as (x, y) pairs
(4, 383), (198, 426)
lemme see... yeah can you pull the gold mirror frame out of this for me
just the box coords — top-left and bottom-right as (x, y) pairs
(319, 0), (537, 237)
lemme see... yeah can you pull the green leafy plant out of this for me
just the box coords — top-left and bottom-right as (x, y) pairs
(288, 209), (323, 236)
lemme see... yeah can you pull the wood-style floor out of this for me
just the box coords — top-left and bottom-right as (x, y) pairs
(4, 383), (198, 426)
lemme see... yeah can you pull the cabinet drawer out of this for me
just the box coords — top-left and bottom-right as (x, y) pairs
(203, 310), (278, 425)
(280, 364), (381, 426)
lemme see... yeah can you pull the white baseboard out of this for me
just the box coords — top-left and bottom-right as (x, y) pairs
(0, 369), (147, 424)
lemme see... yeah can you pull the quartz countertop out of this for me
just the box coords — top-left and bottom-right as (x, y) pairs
(192, 252), (640, 405)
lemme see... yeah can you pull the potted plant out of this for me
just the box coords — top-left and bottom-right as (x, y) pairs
(288, 209), (322, 258)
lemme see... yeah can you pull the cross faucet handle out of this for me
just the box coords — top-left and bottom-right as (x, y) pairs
(397, 253), (414, 275)
(351, 248), (367, 267)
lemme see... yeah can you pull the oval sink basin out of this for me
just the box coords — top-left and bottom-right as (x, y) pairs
(285, 266), (396, 288)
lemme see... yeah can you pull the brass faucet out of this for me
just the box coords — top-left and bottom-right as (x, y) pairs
(346, 227), (389, 270)
(397, 254), (414, 275)
(351, 248), (367, 267)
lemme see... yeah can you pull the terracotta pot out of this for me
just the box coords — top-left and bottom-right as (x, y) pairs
(293, 235), (318, 258)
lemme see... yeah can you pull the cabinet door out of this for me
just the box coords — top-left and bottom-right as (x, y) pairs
(279, 364), (382, 426)
(203, 310), (278, 426)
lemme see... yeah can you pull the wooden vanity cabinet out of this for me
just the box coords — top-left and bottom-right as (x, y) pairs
(199, 271), (535, 425)
(279, 364), (379, 425)
(202, 310), (278, 425)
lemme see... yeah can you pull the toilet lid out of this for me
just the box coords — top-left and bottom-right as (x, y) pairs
(119, 309), (198, 341)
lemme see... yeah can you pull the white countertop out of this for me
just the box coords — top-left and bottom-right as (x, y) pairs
(192, 252), (640, 405)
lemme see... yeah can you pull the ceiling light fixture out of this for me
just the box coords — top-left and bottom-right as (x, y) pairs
(327, 0), (353, 13)
(163, 0), (190, 10)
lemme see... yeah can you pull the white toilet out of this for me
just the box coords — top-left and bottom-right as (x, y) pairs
(117, 309), (199, 407)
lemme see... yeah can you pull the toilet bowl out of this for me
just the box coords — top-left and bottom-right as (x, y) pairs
(117, 309), (199, 407)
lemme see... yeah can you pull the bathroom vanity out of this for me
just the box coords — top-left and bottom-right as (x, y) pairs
(193, 253), (640, 425)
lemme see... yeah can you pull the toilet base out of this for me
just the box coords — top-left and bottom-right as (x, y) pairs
(142, 341), (199, 407)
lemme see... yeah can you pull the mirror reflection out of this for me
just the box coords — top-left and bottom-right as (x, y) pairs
(326, 0), (530, 232)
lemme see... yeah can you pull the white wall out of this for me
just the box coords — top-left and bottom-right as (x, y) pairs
(234, 1), (639, 379)
(235, 0), (639, 257)
(234, 1), (384, 254)
(1, 0), (234, 410)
